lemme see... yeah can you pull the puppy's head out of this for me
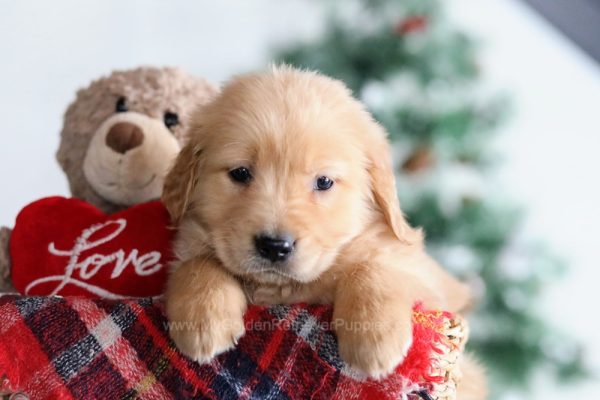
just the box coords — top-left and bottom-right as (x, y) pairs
(164, 66), (415, 284)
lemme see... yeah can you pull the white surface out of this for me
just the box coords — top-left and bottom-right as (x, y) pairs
(1, 0), (599, 398)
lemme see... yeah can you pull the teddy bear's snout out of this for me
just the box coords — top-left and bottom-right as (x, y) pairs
(105, 122), (144, 154)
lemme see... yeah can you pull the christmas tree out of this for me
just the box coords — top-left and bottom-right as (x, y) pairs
(274, 0), (586, 397)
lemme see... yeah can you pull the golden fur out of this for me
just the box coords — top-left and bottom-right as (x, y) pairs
(163, 66), (486, 397)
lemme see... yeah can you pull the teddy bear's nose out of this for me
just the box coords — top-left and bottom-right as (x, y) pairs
(105, 122), (144, 154)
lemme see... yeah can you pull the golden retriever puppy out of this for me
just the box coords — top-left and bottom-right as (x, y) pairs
(163, 66), (484, 396)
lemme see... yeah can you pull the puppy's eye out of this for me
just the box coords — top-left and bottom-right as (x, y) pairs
(116, 97), (128, 113)
(164, 112), (179, 129)
(229, 167), (252, 184)
(315, 176), (334, 191)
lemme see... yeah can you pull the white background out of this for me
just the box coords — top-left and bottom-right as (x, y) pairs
(1, 1), (599, 398)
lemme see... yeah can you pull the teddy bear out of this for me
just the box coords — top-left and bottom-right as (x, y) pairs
(0, 66), (218, 293)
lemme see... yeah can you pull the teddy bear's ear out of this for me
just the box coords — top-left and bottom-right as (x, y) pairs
(162, 143), (203, 225)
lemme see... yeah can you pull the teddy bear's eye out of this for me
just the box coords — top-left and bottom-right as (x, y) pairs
(164, 112), (179, 129)
(116, 97), (128, 113)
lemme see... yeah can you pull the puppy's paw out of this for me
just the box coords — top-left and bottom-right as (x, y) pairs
(169, 306), (245, 363)
(165, 257), (248, 363)
(335, 314), (413, 379)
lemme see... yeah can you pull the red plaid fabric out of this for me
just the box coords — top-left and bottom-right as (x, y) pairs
(0, 296), (449, 399)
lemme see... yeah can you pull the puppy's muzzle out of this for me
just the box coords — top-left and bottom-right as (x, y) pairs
(254, 234), (295, 263)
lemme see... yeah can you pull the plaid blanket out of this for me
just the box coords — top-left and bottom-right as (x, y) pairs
(0, 296), (461, 400)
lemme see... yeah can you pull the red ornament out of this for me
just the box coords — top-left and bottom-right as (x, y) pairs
(395, 16), (428, 35)
(10, 196), (175, 298)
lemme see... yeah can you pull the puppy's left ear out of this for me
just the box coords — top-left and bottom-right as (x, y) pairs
(366, 124), (420, 245)
(162, 142), (203, 225)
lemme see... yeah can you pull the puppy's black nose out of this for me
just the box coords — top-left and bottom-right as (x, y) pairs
(254, 234), (295, 263)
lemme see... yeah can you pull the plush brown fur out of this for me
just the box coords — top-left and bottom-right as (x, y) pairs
(0, 227), (12, 292)
(163, 66), (485, 397)
(57, 66), (218, 213)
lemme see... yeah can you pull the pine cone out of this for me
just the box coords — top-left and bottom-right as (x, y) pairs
(402, 147), (434, 173)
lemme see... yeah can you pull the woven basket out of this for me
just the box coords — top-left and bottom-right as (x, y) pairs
(417, 311), (469, 400)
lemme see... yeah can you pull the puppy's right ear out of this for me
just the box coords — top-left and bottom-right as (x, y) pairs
(162, 142), (203, 225)
(364, 120), (422, 246)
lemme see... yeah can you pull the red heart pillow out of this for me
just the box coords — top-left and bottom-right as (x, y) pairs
(10, 197), (174, 298)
